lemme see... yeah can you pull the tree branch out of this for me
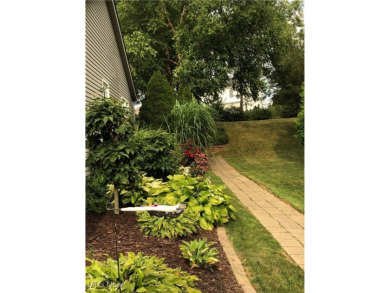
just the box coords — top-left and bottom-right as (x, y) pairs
(164, 59), (179, 66)
(160, 4), (176, 33)
(180, 4), (187, 24)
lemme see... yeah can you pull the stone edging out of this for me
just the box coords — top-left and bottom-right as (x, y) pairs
(217, 227), (257, 293)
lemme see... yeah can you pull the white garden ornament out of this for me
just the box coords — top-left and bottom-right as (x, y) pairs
(107, 203), (186, 214)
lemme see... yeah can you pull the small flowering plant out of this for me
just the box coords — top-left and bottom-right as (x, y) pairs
(180, 140), (209, 177)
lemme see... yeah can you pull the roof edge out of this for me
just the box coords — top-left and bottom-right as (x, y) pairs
(105, 0), (137, 102)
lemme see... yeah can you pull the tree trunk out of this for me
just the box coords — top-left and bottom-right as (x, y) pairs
(239, 94), (244, 113)
(114, 186), (119, 215)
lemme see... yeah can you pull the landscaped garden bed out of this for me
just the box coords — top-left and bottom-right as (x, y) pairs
(86, 211), (244, 293)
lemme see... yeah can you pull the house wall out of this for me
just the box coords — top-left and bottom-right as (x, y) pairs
(85, 0), (133, 108)
(220, 86), (264, 110)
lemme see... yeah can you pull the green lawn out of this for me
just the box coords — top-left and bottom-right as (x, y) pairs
(206, 171), (304, 293)
(217, 118), (304, 212)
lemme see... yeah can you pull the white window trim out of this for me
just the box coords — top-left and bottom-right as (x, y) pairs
(102, 78), (110, 98)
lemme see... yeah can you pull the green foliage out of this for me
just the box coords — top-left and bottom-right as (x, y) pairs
(137, 211), (198, 239)
(102, 128), (180, 207)
(86, 142), (140, 187)
(85, 97), (134, 151)
(269, 0), (304, 113)
(224, 107), (246, 121)
(86, 252), (201, 292)
(214, 106), (271, 122)
(247, 107), (272, 121)
(219, 107), (247, 122)
(116, 1), (303, 103)
(214, 126), (229, 145)
(177, 86), (193, 103)
(209, 101), (226, 122)
(168, 99), (217, 151)
(106, 175), (164, 206)
(280, 104), (299, 118)
(225, 1), (275, 108)
(86, 178), (110, 214)
(295, 84), (304, 145)
(180, 239), (219, 269)
(142, 174), (237, 230)
(268, 105), (284, 119)
(116, 0), (231, 99)
(86, 97), (139, 187)
(104, 128), (180, 206)
(129, 128), (181, 179)
(139, 71), (176, 128)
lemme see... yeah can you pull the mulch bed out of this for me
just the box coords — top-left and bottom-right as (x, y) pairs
(86, 212), (244, 293)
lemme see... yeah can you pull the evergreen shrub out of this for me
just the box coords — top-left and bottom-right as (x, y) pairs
(139, 71), (176, 128)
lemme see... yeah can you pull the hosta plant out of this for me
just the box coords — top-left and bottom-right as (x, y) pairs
(180, 239), (219, 269)
(143, 174), (237, 230)
(106, 175), (165, 206)
(137, 211), (198, 239)
(86, 252), (201, 292)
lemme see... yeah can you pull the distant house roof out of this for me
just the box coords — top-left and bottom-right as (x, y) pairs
(105, 0), (137, 102)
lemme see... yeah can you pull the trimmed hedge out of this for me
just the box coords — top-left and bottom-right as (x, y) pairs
(247, 107), (271, 120)
(213, 105), (271, 122)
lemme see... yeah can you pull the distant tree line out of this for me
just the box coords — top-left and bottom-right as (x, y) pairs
(116, 0), (304, 115)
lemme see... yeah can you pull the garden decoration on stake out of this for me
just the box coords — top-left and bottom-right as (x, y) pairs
(104, 202), (187, 293)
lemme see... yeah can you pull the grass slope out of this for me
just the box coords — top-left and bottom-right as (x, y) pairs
(206, 171), (304, 293)
(217, 118), (304, 212)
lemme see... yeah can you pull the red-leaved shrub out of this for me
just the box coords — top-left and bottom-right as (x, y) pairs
(181, 140), (209, 176)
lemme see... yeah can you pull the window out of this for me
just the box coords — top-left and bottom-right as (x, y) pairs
(102, 79), (110, 98)
(120, 96), (129, 107)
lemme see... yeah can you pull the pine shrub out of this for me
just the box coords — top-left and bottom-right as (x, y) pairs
(139, 71), (176, 128)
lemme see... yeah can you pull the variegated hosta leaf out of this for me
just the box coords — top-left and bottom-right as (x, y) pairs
(86, 252), (200, 292)
(179, 239), (219, 269)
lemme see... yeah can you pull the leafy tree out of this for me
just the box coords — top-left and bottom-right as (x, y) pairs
(116, 0), (230, 99)
(116, 0), (304, 109)
(268, 0), (304, 115)
(295, 83), (304, 145)
(224, 0), (271, 112)
(177, 86), (193, 103)
(86, 97), (138, 213)
(138, 71), (176, 128)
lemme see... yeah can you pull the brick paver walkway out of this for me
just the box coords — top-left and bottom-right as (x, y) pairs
(217, 227), (257, 293)
(210, 156), (304, 269)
